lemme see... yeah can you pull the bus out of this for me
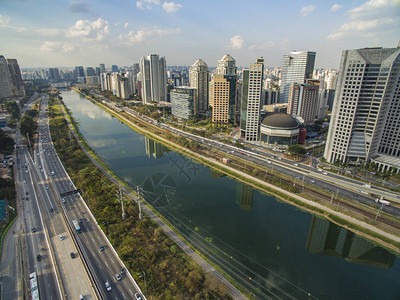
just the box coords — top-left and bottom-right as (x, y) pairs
(29, 272), (39, 300)
(72, 219), (81, 233)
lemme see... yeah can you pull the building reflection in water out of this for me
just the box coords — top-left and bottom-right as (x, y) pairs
(211, 169), (226, 178)
(236, 182), (254, 211)
(145, 137), (169, 158)
(306, 215), (395, 269)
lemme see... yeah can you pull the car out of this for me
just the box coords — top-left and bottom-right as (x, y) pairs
(99, 245), (105, 251)
(36, 254), (41, 261)
(25, 170), (28, 174)
(69, 182), (73, 187)
(51, 171), (55, 176)
(70, 252), (76, 259)
(120, 267), (126, 275)
(105, 281), (111, 292)
(26, 191), (29, 195)
(60, 235), (64, 241)
(62, 198), (66, 203)
(294, 163), (298, 166)
(115, 273), (122, 281)
(323, 172), (328, 175)
(278, 157), (282, 160)
(134, 293), (142, 300)
(50, 208), (54, 212)
(267, 161), (272, 164)
(79, 295), (85, 300)
(31, 227), (36, 233)
(311, 180), (316, 183)
(46, 185), (49, 189)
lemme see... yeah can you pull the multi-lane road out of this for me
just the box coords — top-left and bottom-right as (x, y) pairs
(102, 99), (400, 218)
(14, 94), (144, 299)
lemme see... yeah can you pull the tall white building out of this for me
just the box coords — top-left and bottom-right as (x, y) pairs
(189, 59), (209, 116)
(140, 54), (167, 104)
(279, 51), (316, 103)
(324, 47), (400, 172)
(216, 54), (237, 76)
(240, 57), (264, 141)
(288, 79), (320, 125)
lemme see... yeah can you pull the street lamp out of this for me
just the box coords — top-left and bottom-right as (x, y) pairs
(137, 271), (147, 296)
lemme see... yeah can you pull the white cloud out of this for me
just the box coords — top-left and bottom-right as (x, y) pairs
(331, 4), (342, 12)
(162, 2), (183, 13)
(40, 41), (75, 53)
(249, 41), (275, 50)
(300, 5), (315, 16)
(327, 18), (397, 40)
(67, 18), (109, 40)
(127, 27), (181, 44)
(327, 0), (400, 40)
(136, 0), (161, 10)
(0, 14), (11, 25)
(229, 35), (244, 49)
(124, 22), (129, 28)
(348, 0), (400, 18)
(34, 28), (64, 36)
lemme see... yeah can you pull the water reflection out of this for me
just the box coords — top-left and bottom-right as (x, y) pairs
(236, 182), (254, 211)
(306, 215), (395, 269)
(144, 137), (170, 158)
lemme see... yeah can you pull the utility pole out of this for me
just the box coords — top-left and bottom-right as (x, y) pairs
(116, 185), (126, 219)
(136, 186), (143, 220)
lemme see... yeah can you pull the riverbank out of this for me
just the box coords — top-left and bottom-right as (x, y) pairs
(51, 95), (246, 299)
(70, 87), (400, 255)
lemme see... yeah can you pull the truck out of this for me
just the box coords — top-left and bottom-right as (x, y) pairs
(72, 219), (81, 233)
(375, 197), (390, 206)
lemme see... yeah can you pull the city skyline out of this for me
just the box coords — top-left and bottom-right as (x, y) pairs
(1, 0), (399, 69)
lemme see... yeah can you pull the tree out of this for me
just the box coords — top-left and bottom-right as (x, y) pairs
(20, 115), (37, 140)
(287, 144), (307, 156)
(0, 129), (15, 153)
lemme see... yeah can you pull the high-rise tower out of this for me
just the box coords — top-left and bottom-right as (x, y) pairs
(140, 54), (168, 104)
(240, 57), (264, 141)
(280, 51), (316, 103)
(324, 47), (400, 170)
(6, 58), (25, 97)
(216, 54), (237, 76)
(189, 59), (209, 116)
(0, 56), (13, 99)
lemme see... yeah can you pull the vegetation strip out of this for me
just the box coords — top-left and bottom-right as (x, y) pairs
(48, 95), (235, 299)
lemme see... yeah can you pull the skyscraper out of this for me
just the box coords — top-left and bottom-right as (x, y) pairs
(6, 58), (25, 97)
(189, 59), (209, 116)
(111, 65), (119, 72)
(216, 54), (237, 76)
(74, 66), (84, 78)
(49, 68), (61, 82)
(288, 79), (319, 125)
(0, 55), (13, 98)
(99, 63), (106, 74)
(240, 57), (264, 141)
(86, 67), (96, 76)
(324, 47), (400, 170)
(140, 54), (168, 104)
(279, 51), (316, 103)
(210, 74), (237, 124)
(171, 87), (196, 120)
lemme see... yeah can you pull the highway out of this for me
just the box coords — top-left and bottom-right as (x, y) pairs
(107, 102), (400, 218)
(38, 95), (144, 299)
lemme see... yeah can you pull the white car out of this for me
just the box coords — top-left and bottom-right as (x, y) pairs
(60, 235), (64, 240)
(105, 281), (111, 292)
(294, 163), (298, 166)
(323, 172), (328, 175)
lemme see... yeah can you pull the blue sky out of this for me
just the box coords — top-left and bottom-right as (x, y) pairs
(1, 0), (399, 69)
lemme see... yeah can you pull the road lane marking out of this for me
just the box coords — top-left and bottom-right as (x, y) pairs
(122, 293), (126, 299)
(129, 289), (133, 295)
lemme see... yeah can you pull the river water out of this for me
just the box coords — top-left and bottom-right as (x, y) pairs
(61, 89), (400, 299)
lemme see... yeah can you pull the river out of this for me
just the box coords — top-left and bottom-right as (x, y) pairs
(60, 89), (400, 299)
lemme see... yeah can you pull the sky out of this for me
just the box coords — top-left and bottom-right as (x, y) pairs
(1, 0), (399, 69)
